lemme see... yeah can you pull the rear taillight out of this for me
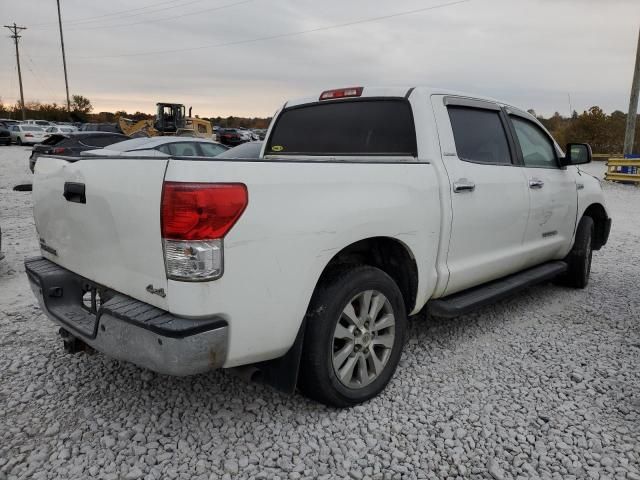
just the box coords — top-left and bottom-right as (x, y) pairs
(52, 147), (66, 154)
(319, 87), (363, 101)
(160, 182), (248, 281)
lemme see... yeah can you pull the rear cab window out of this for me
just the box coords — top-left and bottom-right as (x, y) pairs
(266, 99), (417, 158)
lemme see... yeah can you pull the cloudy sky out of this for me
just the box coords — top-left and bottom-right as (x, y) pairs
(1, 0), (639, 118)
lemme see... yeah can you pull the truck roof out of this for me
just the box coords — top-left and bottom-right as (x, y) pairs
(284, 86), (504, 109)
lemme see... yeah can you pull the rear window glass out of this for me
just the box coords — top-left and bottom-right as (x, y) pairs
(23, 126), (44, 132)
(83, 135), (126, 148)
(266, 99), (417, 156)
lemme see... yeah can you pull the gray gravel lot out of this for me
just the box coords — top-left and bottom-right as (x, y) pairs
(0, 146), (638, 480)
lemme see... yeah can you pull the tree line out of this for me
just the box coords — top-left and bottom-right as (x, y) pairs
(531, 107), (639, 155)
(1, 97), (638, 153)
(0, 97), (271, 130)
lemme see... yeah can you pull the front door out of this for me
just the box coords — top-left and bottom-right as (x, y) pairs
(506, 113), (578, 266)
(433, 96), (531, 295)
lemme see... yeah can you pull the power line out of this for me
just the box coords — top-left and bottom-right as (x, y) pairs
(30, 0), (207, 27)
(72, 0), (471, 59)
(63, 0), (256, 31)
(4, 23), (27, 120)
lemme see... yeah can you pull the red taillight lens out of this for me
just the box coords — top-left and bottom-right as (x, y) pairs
(52, 147), (66, 154)
(319, 87), (363, 101)
(161, 182), (248, 240)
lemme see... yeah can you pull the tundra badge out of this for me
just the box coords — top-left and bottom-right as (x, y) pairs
(146, 284), (166, 298)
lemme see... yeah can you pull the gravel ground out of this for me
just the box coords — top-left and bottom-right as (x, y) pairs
(0, 145), (639, 480)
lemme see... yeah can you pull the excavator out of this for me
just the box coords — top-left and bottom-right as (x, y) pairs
(118, 103), (213, 138)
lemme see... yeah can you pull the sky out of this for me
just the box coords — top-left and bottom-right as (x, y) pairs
(1, 0), (639, 118)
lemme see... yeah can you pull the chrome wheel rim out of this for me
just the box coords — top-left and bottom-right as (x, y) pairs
(332, 290), (395, 389)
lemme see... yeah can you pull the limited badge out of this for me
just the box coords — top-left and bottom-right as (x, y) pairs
(271, 145), (284, 152)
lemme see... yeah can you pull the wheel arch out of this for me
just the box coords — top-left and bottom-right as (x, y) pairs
(582, 203), (609, 250)
(313, 236), (420, 315)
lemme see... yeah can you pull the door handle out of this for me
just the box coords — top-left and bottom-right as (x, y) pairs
(63, 182), (86, 204)
(529, 178), (544, 189)
(453, 179), (475, 193)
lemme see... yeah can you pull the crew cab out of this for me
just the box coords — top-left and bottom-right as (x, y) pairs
(26, 86), (611, 407)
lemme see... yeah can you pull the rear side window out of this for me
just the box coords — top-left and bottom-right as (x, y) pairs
(197, 142), (227, 157)
(168, 142), (197, 156)
(266, 99), (417, 156)
(448, 107), (512, 165)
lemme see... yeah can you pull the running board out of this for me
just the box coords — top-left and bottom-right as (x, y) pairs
(428, 261), (567, 318)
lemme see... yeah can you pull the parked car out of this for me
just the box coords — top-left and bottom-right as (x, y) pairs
(0, 118), (20, 127)
(0, 124), (11, 146)
(82, 136), (228, 157)
(79, 123), (120, 133)
(219, 128), (246, 146)
(44, 125), (77, 136)
(24, 119), (52, 127)
(29, 132), (128, 172)
(9, 125), (46, 145)
(216, 141), (262, 159)
(26, 86), (611, 407)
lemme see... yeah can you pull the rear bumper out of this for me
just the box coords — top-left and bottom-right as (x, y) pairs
(25, 257), (228, 375)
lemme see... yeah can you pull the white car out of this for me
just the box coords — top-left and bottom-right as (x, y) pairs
(44, 125), (77, 137)
(81, 136), (228, 157)
(9, 125), (47, 145)
(24, 120), (52, 127)
(27, 86), (611, 407)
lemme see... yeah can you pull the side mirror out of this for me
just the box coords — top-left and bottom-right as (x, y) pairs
(562, 143), (592, 166)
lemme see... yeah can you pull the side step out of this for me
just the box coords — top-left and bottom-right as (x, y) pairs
(428, 261), (567, 318)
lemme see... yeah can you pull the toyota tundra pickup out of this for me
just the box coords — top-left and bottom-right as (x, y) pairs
(26, 86), (611, 407)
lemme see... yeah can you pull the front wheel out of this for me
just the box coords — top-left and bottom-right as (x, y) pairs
(16, 137), (22, 146)
(298, 266), (407, 407)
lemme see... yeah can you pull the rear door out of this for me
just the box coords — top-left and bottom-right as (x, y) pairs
(433, 96), (530, 295)
(506, 111), (577, 265)
(33, 156), (170, 309)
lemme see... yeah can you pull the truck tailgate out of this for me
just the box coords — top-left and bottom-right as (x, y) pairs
(33, 156), (169, 309)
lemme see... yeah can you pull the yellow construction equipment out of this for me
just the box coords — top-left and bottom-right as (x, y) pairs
(118, 103), (212, 138)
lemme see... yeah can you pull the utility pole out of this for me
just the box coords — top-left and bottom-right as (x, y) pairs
(4, 23), (27, 120)
(56, 0), (71, 115)
(623, 28), (640, 156)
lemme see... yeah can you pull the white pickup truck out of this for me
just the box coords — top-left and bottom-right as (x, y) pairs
(26, 86), (611, 407)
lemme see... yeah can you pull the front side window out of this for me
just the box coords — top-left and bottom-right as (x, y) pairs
(510, 116), (557, 168)
(266, 99), (417, 157)
(447, 107), (512, 165)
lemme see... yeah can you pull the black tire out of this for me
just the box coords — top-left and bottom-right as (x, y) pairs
(298, 266), (407, 407)
(16, 137), (22, 146)
(558, 216), (594, 289)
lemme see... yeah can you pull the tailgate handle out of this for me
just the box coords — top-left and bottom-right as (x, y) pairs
(63, 182), (86, 204)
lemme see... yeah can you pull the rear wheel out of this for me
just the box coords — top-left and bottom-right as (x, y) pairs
(558, 216), (594, 289)
(298, 266), (407, 407)
(16, 137), (22, 146)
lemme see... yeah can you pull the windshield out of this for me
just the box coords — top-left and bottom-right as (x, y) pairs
(266, 99), (417, 157)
